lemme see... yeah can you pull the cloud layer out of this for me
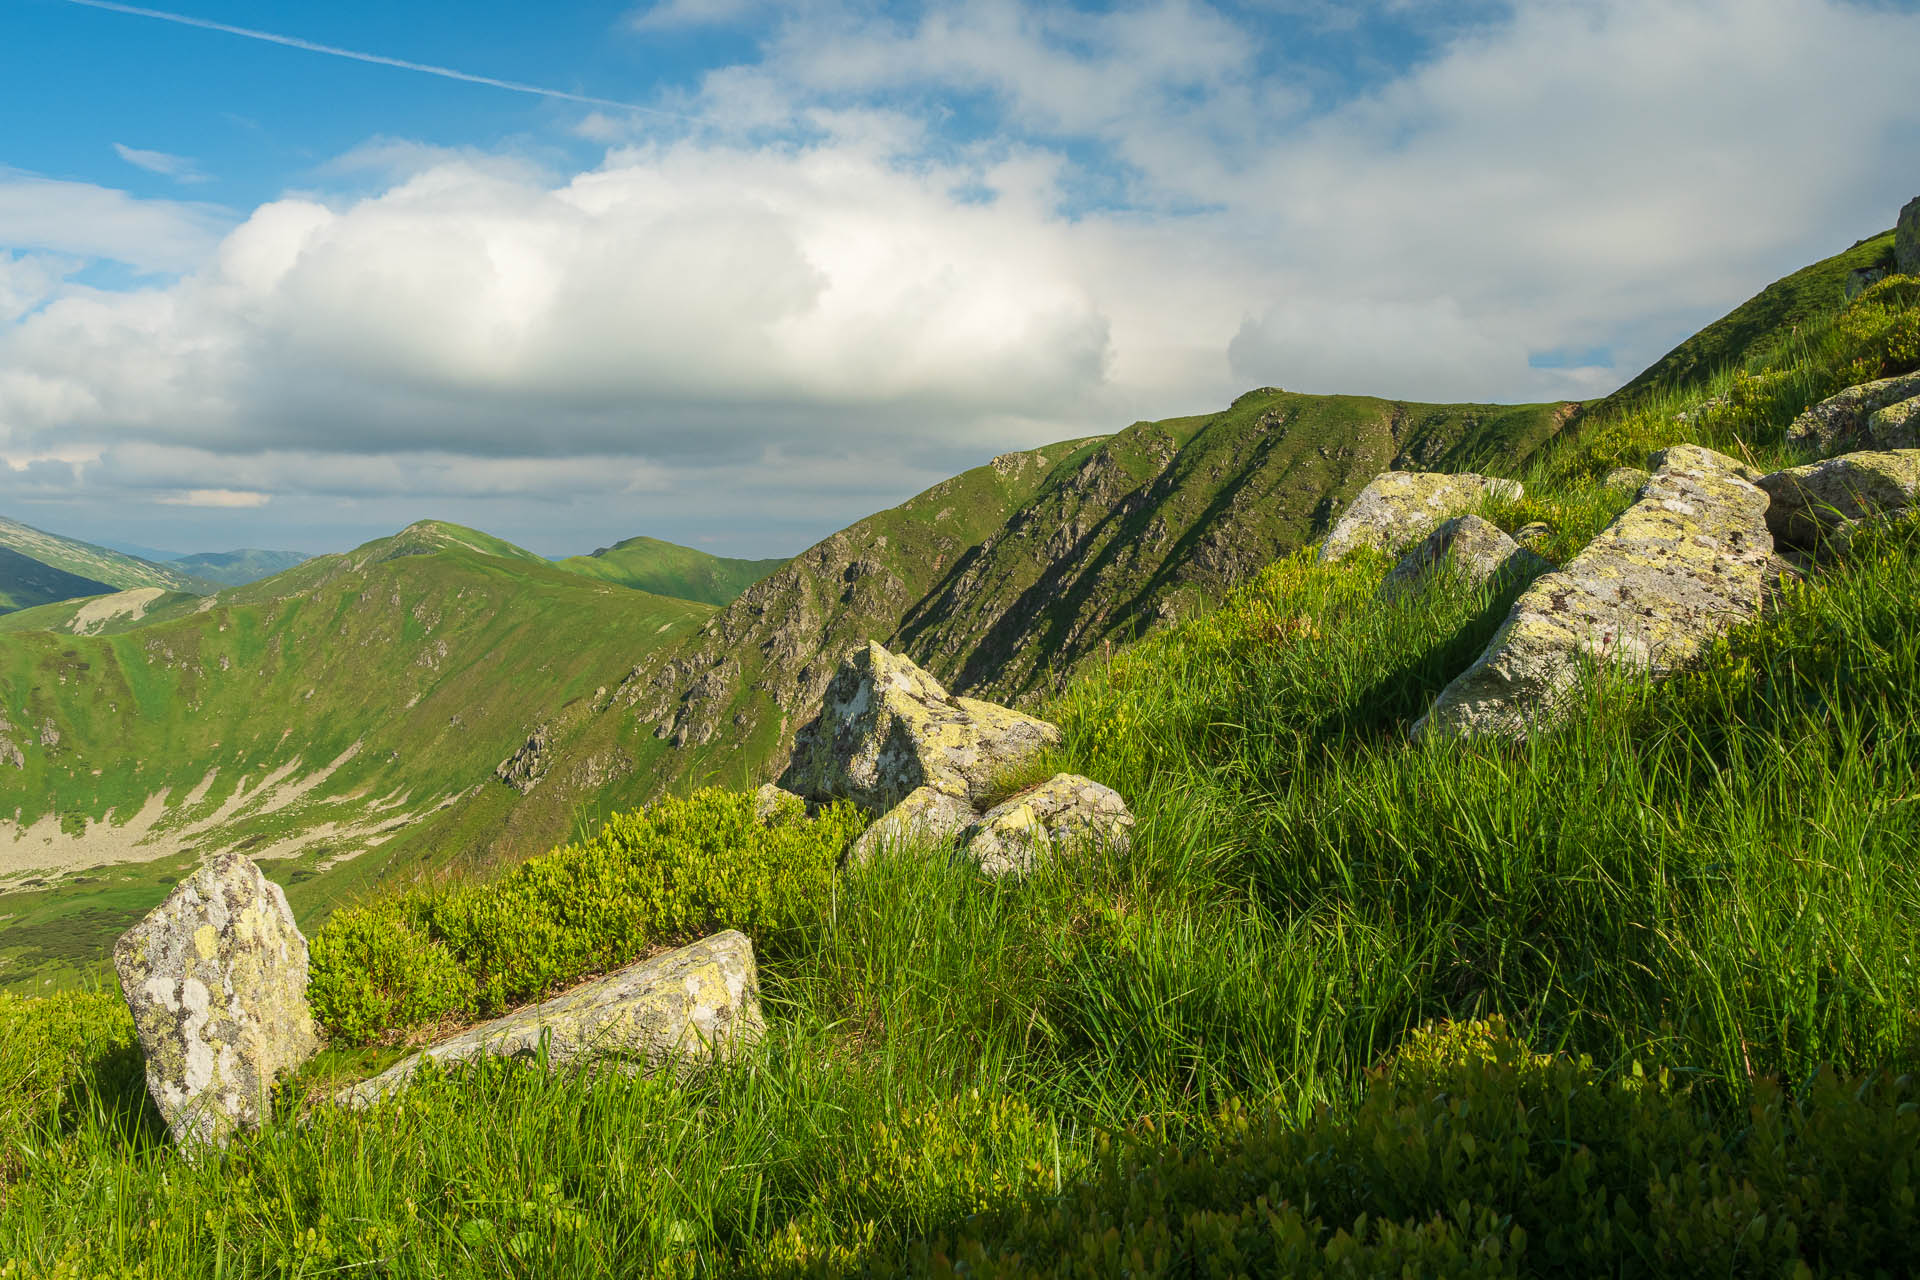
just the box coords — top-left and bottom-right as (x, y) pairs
(3, 0), (1918, 555)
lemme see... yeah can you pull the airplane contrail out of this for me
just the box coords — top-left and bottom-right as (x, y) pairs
(59, 0), (690, 119)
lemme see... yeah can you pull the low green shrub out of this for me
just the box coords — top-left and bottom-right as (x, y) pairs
(873, 1019), (1920, 1279)
(308, 788), (867, 1042)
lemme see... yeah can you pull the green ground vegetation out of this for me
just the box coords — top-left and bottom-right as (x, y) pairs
(0, 247), (1913, 1276)
(553, 535), (786, 606)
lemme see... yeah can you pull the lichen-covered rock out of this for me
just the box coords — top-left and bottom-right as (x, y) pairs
(847, 785), (977, 865)
(752, 783), (807, 826)
(1898, 196), (1920, 275)
(1756, 450), (1920, 549)
(1867, 397), (1920, 450)
(113, 852), (319, 1148)
(780, 641), (1061, 811)
(1604, 467), (1651, 493)
(1319, 472), (1522, 563)
(963, 774), (1134, 878)
(1378, 515), (1550, 600)
(1786, 374), (1920, 455)
(336, 930), (763, 1110)
(1513, 521), (1551, 547)
(494, 723), (552, 793)
(1415, 445), (1772, 741)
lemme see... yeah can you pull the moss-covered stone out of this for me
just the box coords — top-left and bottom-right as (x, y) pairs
(1378, 515), (1550, 601)
(963, 773), (1134, 878)
(1319, 472), (1522, 563)
(334, 930), (763, 1109)
(781, 641), (1061, 812)
(1415, 445), (1772, 741)
(847, 785), (977, 866)
(1757, 450), (1920, 550)
(1786, 373), (1920, 455)
(751, 782), (807, 826)
(1867, 397), (1920, 449)
(112, 852), (319, 1148)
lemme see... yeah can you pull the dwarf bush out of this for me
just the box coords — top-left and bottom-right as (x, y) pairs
(308, 788), (866, 1041)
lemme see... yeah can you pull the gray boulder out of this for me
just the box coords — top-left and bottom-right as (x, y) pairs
(1898, 196), (1920, 276)
(1415, 445), (1772, 741)
(114, 852), (320, 1148)
(1867, 397), (1920, 450)
(1786, 373), (1920, 455)
(1319, 472), (1522, 563)
(752, 783), (807, 826)
(847, 784), (977, 866)
(1757, 450), (1920, 550)
(336, 930), (764, 1110)
(1378, 515), (1550, 600)
(963, 773), (1134, 878)
(781, 641), (1061, 812)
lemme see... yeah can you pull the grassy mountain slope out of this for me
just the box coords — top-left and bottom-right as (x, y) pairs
(0, 545), (116, 614)
(0, 515), (217, 596)
(554, 536), (785, 606)
(0, 589), (207, 637)
(2, 251), (1914, 1274)
(169, 550), (310, 586)
(1605, 228), (1897, 405)
(0, 525), (712, 989)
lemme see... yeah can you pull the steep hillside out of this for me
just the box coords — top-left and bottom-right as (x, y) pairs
(586, 392), (1570, 808)
(0, 546), (116, 614)
(553, 536), (785, 606)
(0, 588), (206, 637)
(169, 550), (309, 586)
(0, 515), (216, 596)
(0, 525), (712, 988)
(1605, 228), (1897, 406)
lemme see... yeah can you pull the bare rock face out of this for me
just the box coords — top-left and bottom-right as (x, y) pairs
(1319, 472), (1522, 564)
(1757, 450), (1920, 550)
(1415, 445), (1773, 741)
(1897, 196), (1920, 276)
(113, 852), (320, 1148)
(780, 641), (1062, 812)
(494, 723), (553, 794)
(1378, 515), (1550, 600)
(1786, 374), (1920, 456)
(336, 930), (764, 1110)
(963, 773), (1134, 878)
(847, 785), (977, 866)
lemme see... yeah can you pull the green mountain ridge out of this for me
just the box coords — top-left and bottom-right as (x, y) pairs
(168, 550), (310, 587)
(552, 536), (786, 606)
(0, 515), (219, 600)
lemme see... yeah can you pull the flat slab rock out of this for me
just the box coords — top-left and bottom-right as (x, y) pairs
(1415, 444), (1773, 741)
(114, 852), (319, 1148)
(336, 930), (764, 1110)
(1758, 449), (1920, 550)
(1320, 472), (1522, 564)
(1378, 514), (1549, 600)
(964, 773), (1134, 878)
(781, 640), (1061, 812)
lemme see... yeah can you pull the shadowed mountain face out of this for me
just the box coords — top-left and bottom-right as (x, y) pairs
(605, 390), (1573, 801)
(0, 515), (219, 600)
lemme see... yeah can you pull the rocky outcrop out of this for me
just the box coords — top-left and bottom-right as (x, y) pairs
(781, 641), (1061, 812)
(1416, 445), (1772, 741)
(847, 784), (976, 865)
(1319, 472), (1522, 563)
(494, 723), (553, 793)
(962, 774), (1135, 878)
(336, 931), (763, 1110)
(1378, 515), (1550, 599)
(1786, 374), (1920, 456)
(113, 853), (320, 1148)
(1898, 196), (1920, 276)
(1757, 450), (1920, 549)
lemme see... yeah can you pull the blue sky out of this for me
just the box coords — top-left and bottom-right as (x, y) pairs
(1, 0), (1917, 558)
